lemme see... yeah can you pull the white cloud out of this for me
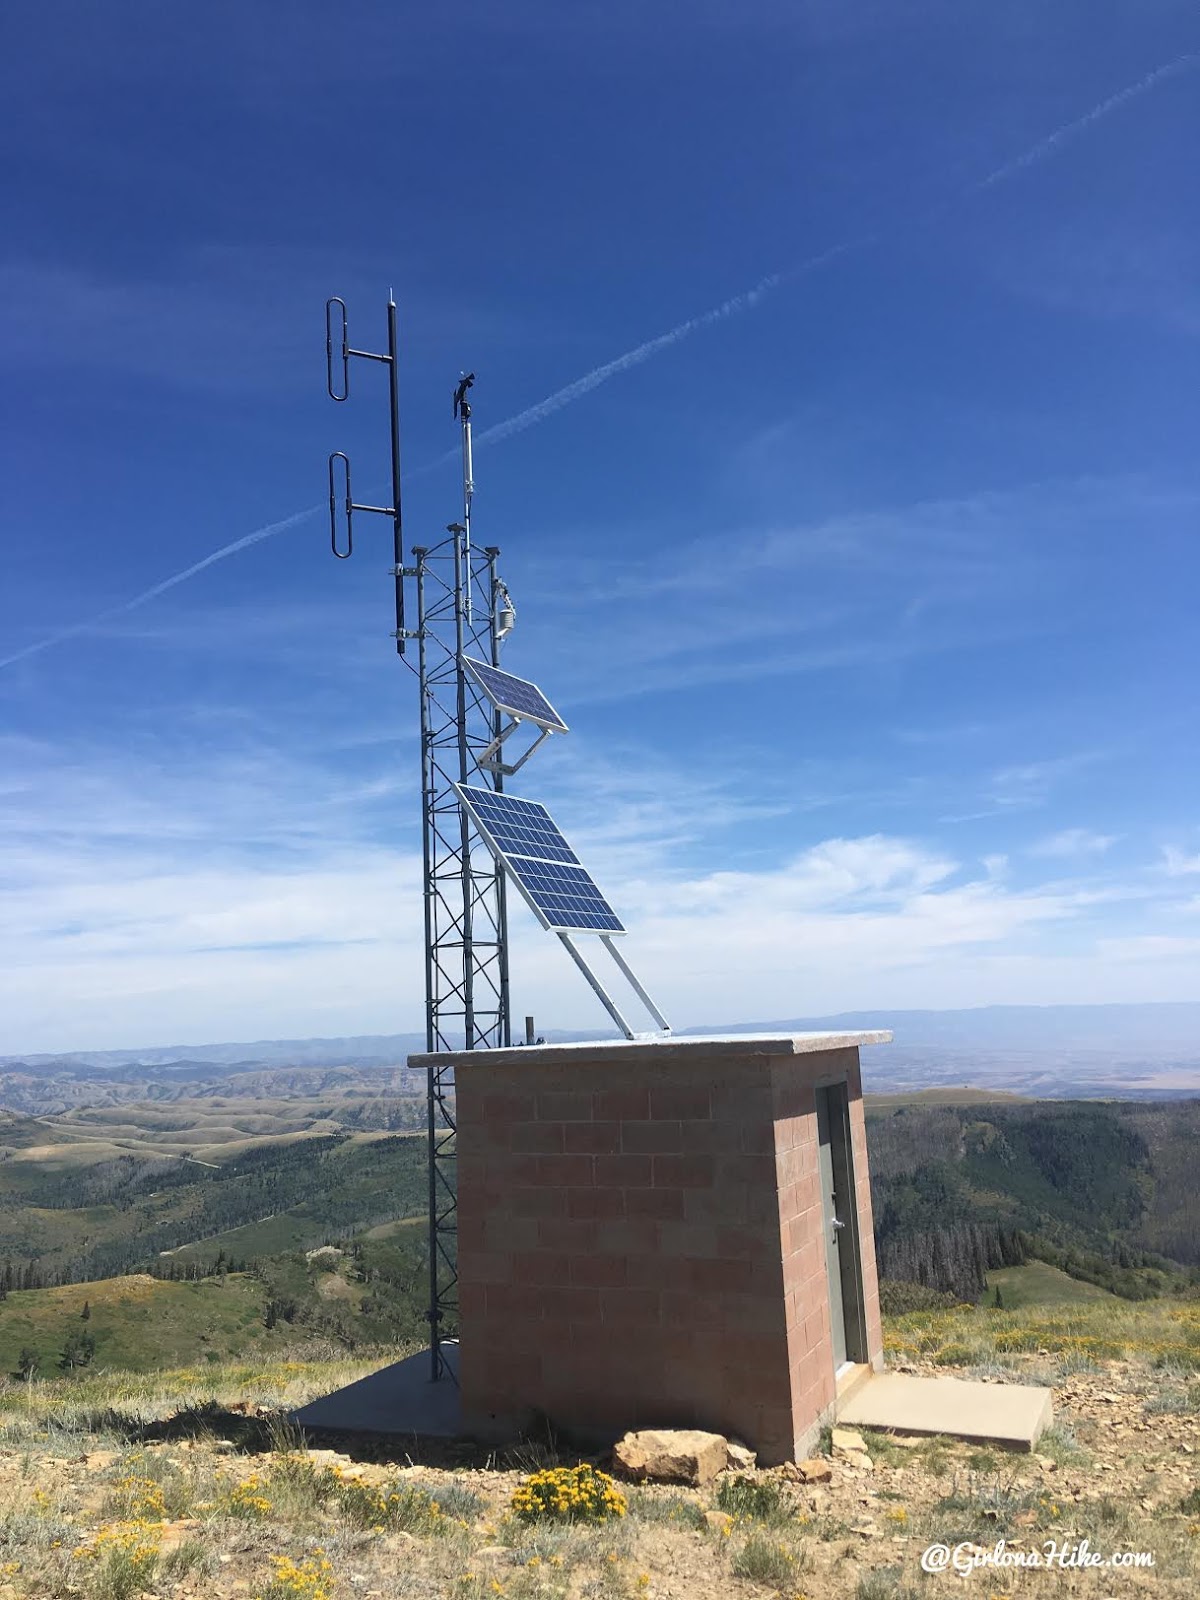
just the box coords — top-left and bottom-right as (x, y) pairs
(1163, 845), (1200, 876)
(3, 719), (1199, 1055)
(1029, 828), (1119, 858)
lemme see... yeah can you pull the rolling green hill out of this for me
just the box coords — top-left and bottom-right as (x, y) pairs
(5, 1080), (1200, 1369)
(0, 1129), (429, 1285)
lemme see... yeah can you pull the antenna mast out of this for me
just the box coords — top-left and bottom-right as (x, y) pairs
(326, 300), (511, 1380)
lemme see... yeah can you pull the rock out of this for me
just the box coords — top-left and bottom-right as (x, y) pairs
(843, 1450), (874, 1472)
(704, 1510), (734, 1536)
(831, 1427), (867, 1454)
(849, 1520), (881, 1537)
(726, 1443), (757, 1472)
(612, 1430), (730, 1486)
(794, 1458), (832, 1484)
(82, 1450), (118, 1469)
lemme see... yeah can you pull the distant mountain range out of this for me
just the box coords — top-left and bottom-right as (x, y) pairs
(3, 1002), (1198, 1104)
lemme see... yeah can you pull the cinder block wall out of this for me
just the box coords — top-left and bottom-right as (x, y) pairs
(450, 1036), (884, 1465)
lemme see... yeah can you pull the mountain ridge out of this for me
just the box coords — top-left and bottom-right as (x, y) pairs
(6, 1000), (1200, 1073)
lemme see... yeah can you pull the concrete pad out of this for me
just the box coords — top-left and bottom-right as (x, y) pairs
(836, 1372), (1052, 1451)
(292, 1343), (462, 1438)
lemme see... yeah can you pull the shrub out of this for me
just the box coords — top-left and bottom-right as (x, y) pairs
(878, 1281), (958, 1315)
(256, 1552), (334, 1600)
(225, 1473), (274, 1519)
(856, 1567), (923, 1600)
(714, 1474), (791, 1525)
(430, 1482), (485, 1523)
(73, 1521), (161, 1600)
(103, 1475), (167, 1522)
(161, 1539), (214, 1582)
(731, 1531), (803, 1587)
(511, 1464), (627, 1524)
(933, 1343), (974, 1367)
(628, 1490), (708, 1531)
(335, 1479), (445, 1534)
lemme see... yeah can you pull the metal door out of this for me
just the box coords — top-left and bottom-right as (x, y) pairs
(816, 1084), (849, 1367)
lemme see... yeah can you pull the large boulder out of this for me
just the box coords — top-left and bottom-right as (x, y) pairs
(612, 1429), (731, 1486)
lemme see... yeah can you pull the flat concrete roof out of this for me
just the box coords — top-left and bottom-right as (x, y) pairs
(408, 1030), (892, 1070)
(837, 1371), (1053, 1451)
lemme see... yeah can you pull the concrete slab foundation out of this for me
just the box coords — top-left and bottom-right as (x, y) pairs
(291, 1344), (463, 1439)
(836, 1371), (1053, 1450)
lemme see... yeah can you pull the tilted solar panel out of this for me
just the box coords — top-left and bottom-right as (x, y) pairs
(454, 784), (625, 934)
(455, 785), (580, 864)
(462, 657), (569, 733)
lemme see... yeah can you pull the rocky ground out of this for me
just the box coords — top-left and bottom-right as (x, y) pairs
(0, 1349), (1196, 1599)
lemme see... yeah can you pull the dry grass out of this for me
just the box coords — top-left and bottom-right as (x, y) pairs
(0, 1327), (1195, 1598)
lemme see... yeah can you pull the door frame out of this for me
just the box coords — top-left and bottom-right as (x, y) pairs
(814, 1077), (869, 1368)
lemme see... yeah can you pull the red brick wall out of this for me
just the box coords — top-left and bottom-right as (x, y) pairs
(454, 1040), (880, 1464)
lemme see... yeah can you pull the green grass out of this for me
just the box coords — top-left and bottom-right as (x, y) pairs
(0, 1274), (288, 1376)
(985, 1261), (1119, 1309)
(885, 1279), (1200, 1374)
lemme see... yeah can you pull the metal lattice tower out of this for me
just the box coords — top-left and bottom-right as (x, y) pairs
(325, 299), (512, 1378)
(324, 294), (668, 1381)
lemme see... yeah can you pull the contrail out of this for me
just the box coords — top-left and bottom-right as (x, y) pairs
(0, 505), (319, 670)
(466, 241), (868, 455)
(4, 48), (1194, 673)
(396, 50), (1200, 465)
(976, 50), (1197, 190)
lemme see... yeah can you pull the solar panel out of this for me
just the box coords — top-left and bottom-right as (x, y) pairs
(455, 784), (625, 934)
(462, 657), (568, 733)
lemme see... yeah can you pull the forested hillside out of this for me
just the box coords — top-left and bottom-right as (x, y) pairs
(0, 1128), (427, 1286)
(867, 1096), (1200, 1302)
(4, 1081), (1199, 1359)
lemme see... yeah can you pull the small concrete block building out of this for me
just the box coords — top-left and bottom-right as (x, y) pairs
(417, 1030), (890, 1465)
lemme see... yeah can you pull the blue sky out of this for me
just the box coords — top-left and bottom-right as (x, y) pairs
(2, 2), (1199, 1053)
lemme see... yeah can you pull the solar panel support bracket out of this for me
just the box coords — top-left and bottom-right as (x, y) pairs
(601, 935), (671, 1033)
(557, 933), (638, 1041)
(478, 718), (554, 776)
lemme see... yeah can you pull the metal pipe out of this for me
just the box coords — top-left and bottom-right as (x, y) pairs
(602, 936), (671, 1032)
(461, 405), (474, 624)
(557, 933), (636, 1040)
(487, 546), (512, 1047)
(453, 530), (476, 1049)
(415, 551), (442, 1382)
(387, 300), (406, 655)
